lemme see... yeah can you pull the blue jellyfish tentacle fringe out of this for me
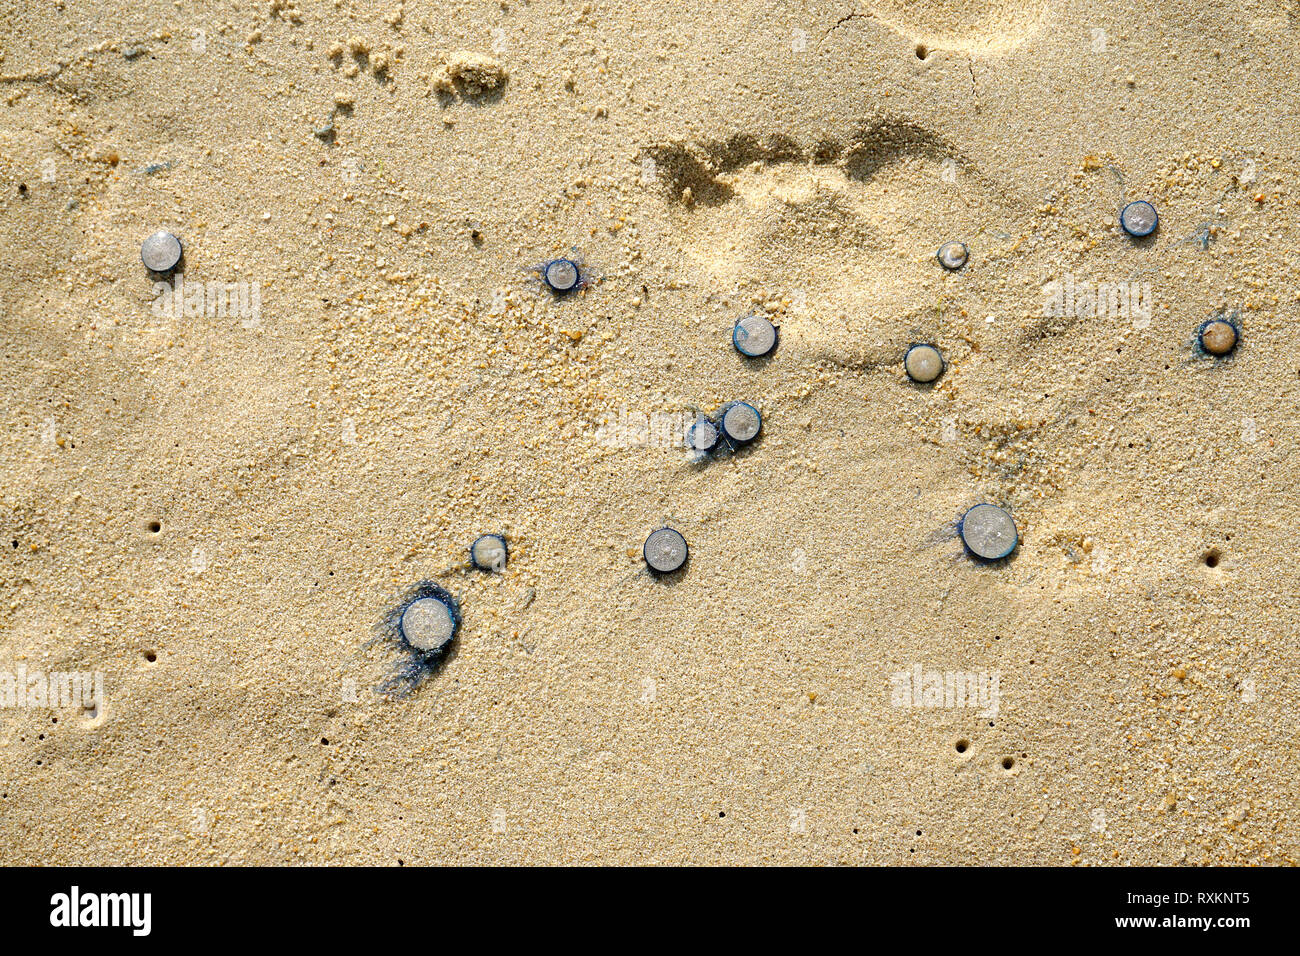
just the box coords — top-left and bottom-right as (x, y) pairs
(370, 580), (462, 698)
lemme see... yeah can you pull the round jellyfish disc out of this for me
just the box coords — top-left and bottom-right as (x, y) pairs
(904, 343), (945, 384)
(399, 596), (458, 652)
(720, 402), (762, 443)
(937, 241), (968, 270)
(1198, 318), (1238, 356)
(543, 258), (580, 292)
(141, 230), (183, 272)
(960, 504), (1019, 561)
(1120, 201), (1159, 238)
(644, 527), (688, 574)
(685, 416), (719, 453)
(732, 314), (778, 357)
(470, 534), (508, 572)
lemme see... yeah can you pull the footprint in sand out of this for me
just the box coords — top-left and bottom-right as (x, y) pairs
(831, 1), (1057, 56)
(642, 119), (1017, 368)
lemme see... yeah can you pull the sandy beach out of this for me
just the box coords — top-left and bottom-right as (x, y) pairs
(1, 0), (1297, 864)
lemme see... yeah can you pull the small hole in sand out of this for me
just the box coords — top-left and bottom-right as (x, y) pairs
(1203, 548), (1221, 568)
(143, 649), (157, 663)
(955, 738), (969, 754)
(146, 520), (162, 534)
(1001, 757), (1015, 771)
(914, 43), (928, 59)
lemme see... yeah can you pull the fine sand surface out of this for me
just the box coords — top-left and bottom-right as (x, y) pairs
(2, 0), (1298, 864)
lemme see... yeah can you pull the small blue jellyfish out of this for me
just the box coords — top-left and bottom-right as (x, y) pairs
(372, 581), (461, 696)
(904, 343), (945, 384)
(685, 414), (720, 462)
(141, 230), (183, 273)
(684, 402), (762, 462)
(957, 504), (1018, 562)
(643, 527), (688, 575)
(936, 241), (968, 271)
(533, 254), (591, 295)
(718, 401), (762, 446)
(1119, 200), (1159, 238)
(732, 314), (778, 358)
(1196, 312), (1239, 357)
(469, 533), (508, 572)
